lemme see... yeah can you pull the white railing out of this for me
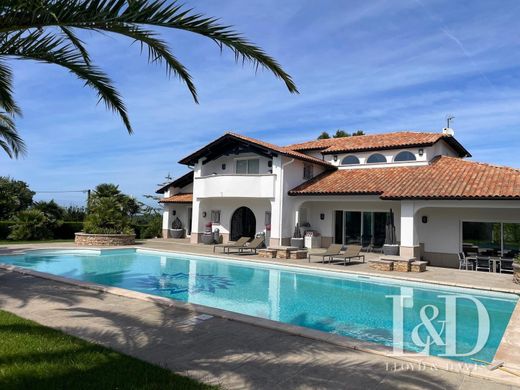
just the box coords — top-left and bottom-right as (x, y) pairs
(195, 174), (276, 198)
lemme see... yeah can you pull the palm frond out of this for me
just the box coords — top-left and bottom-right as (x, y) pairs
(0, 0), (298, 93)
(0, 29), (132, 133)
(0, 60), (22, 115)
(0, 111), (26, 157)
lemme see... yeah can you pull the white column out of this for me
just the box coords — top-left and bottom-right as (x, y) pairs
(162, 204), (171, 239)
(400, 201), (420, 258)
(190, 160), (203, 243)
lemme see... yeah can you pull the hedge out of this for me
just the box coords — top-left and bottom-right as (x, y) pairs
(0, 220), (160, 241)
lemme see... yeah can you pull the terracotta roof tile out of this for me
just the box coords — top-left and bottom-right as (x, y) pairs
(286, 131), (469, 156)
(289, 157), (520, 200)
(159, 193), (193, 203)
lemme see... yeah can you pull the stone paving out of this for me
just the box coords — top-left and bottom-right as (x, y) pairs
(0, 269), (517, 390)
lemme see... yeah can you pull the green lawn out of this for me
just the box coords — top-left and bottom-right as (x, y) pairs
(0, 310), (215, 390)
(0, 239), (74, 245)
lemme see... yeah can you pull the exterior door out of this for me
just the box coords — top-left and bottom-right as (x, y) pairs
(230, 207), (256, 241)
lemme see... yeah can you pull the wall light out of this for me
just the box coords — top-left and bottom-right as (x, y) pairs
(172, 210), (176, 216)
(320, 213), (325, 220)
(422, 216), (428, 224)
(418, 148), (424, 156)
(202, 211), (207, 218)
(222, 163), (226, 170)
(333, 155), (338, 162)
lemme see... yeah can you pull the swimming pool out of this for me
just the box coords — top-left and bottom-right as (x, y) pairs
(0, 248), (517, 363)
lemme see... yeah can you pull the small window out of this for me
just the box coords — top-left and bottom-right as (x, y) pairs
(235, 158), (260, 174)
(211, 210), (221, 224)
(341, 155), (360, 165)
(303, 163), (314, 180)
(394, 151), (417, 162)
(366, 153), (387, 164)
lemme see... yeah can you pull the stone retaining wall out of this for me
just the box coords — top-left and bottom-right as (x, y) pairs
(75, 232), (135, 246)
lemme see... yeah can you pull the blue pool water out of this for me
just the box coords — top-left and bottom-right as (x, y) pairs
(1, 248), (517, 363)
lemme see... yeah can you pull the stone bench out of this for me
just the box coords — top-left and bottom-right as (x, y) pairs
(380, 255), (416, 272)
(369, 259), (394, 271)
(411, 260), (427, 272)
(289, 250), (308, 260)
(258, 249), (277, 258)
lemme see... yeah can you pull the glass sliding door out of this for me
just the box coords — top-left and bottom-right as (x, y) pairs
(345, 212), (362, 244)
(373, 212), (387, 248)
(334, 211), (343, 244)
(503, 223), (520, 258)
(362, 212), (373, 247)
(462, 221), (519, 257)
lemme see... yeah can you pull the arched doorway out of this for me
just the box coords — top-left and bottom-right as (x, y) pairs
(230, 207), (256, 241)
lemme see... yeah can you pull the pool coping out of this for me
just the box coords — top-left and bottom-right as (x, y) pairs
(1, 246), (520, 386)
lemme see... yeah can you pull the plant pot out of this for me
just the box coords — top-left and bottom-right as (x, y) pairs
(290, 238), (304, 249)
(513, 263), (520, 284)
(170, 228), (185, 239)
(383, 244), (399, 256)
(201, 234), (214, 245)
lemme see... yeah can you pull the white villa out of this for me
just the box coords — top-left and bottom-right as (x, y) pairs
(158, 129), (520, 268)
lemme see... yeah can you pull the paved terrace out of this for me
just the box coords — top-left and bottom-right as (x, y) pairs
(0, 240), (519, 389)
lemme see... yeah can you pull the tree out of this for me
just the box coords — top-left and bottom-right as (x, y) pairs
(33, 200), (65, 222)
(84, 183), (140, 234)
(317, 131), (330, 139)
(0, 0), (298, 158)
(333, 130), (350, 138)
(352, 130), (365, 136)
(0, 176), (35, 219)
(63, 205), (86, 222)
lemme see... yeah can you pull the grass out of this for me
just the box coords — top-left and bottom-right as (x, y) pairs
(0, 310), (216, 390)
(0, 239), (74, 245)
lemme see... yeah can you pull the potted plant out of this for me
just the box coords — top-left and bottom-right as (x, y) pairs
(201, 222), (214, 244)
(290, 222), (304, 249)
(513, 256), (520, 284)
(170, 217), (185, 238)
(383, 209), (399, 256)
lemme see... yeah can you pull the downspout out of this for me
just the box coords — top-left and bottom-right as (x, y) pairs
(279, 158), (295, 245)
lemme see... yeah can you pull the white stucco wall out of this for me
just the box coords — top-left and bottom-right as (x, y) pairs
(196, 198), (271, 239)
(417, 206), (520, 254)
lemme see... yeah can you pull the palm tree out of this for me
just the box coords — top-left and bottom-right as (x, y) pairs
(0, 0), (299, 158)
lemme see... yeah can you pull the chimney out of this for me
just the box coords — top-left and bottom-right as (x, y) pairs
(442, 127), (454, 136)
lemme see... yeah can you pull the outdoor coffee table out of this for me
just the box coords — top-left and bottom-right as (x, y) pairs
(268, 246), (299, 259)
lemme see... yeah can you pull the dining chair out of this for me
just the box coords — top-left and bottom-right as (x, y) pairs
(458, 252), (473, 270)
(476, 256), (491, 272)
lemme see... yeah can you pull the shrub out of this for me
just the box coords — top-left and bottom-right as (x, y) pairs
(8, 210), (56, 240)
(141, 215), (162, 239)
(55, 221), (84, 239)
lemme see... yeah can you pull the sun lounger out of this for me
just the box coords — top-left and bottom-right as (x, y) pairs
(332, 245), (365, 265)
(213, 237), (250, 253)
(308, 244), (343, 263)
(230, 236), (265, 254)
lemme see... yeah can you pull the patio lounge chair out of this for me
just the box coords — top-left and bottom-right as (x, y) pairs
(332, 245), (365, 266)
(213, 237), (250, 253)
(308, 244), (343, 263)
(230, 236), (265, 254)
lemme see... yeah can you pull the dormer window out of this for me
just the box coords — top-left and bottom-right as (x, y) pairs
(394, 151), (417, 162)
(366, 153), (387, 164)
(341, 155), (360, 165)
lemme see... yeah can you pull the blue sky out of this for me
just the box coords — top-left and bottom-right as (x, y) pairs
(2, 0), (520, 206)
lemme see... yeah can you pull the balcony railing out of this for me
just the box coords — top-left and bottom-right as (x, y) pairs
(195, 174), (276, 198)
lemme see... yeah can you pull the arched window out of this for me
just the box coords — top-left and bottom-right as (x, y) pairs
(394, 151), (417, 162)
(341, 155), (360, 165)
(366, 153), (387, 164)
